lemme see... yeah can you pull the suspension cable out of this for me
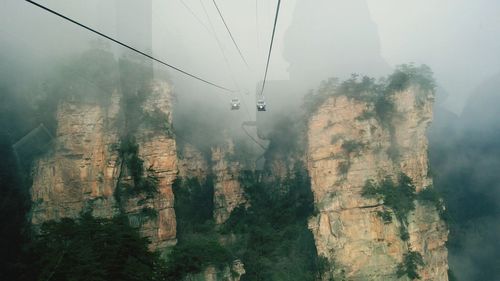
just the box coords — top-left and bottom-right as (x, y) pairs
(199, 0), (253, 120)
(211, 0), (250, 68)
(178, 0), (212, 35)
(25, 0), (234, 93)
(259, 0), (281, 97)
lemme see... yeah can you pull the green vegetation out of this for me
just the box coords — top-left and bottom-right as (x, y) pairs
(377, 209), (393, 224)
(303, 65), (436, 165)
(165, 237), (231, 280)
(386, 64), (436, 94)
(140, 207), (158, 220)
(172, 176), (215, 236)
(448, 269), (458, 281)
(142, 108), (174, 137)
(303, 65), (436, 167)
(417, 186), (448, 220)
(341, 140), (365, 157)
(117, 136), (158, 200)
(396, 250), (424, 280)
(303, 64), (412, 123)
(165, 176), (232, 279)
(113, 55), (175, 207)
(20, 213), (165, 281)
(417, 186), (441, 206)
(0, 47), (178, 280)
(0, 135), (29, 279)
(362, 173), (417, 239)
(337, 74), (384, 101)
(335, 140), (366, 176)
(316, 256), (331, 280)
(302, 78), (339, 116)
(337, 161), (351, 176)
(222, 167), (321, 281)
(361, 174), (429, 281)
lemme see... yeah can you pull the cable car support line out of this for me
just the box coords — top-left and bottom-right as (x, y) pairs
(211, 0), (250, 68)
(25, 0), (234, 93)
(199, 0), (253, 118)
(259, 0), (281, 97)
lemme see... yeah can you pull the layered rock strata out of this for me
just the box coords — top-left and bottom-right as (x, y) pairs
(307, 86), (448, 280)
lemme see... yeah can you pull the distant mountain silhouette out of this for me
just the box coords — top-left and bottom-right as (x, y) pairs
(284, 0), (391, 90)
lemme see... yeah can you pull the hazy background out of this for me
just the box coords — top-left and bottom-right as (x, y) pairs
(3, 0), (500, 112)
(2, 0), (500, 280)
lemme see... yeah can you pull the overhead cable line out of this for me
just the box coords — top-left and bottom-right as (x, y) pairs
(211, 0), (250, 68)
(178, 0), (212, 35)
(199, 0), (240, 91)
(25, 0), (234, 93)
(199, 0), (253, 120)
(241, 123), (266, 150)
(259, 0), (281, 97)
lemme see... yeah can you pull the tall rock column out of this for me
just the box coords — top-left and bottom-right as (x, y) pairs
(31, 92), (122, 223)
(307, 86), (448, 281)
(30, 80), (178, 253)
(211, 139), (246, 225)
(122, 80), (178, 251)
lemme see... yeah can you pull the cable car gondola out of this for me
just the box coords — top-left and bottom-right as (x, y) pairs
(231, 98), (241, 110)
(257, 99), (266, 111)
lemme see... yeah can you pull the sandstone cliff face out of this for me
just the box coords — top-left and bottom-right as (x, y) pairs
(122, 81), (178, 251)
(178, 143), (209, 181)
(211, 140), (246, 225)
(307, 86), (448, 280)
(30, 80), (177, 252)
(31, 91), (122, 223)
(176, 139), (246, 225)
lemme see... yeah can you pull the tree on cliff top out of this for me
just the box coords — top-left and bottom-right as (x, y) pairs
(302, 63), (436, 118)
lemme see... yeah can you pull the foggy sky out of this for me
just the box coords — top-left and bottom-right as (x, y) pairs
(2, 0), (500, 113)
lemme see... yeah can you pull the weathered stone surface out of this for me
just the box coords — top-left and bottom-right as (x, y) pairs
(178, 143), (209, 180)
(31, 80), (178, 253)
(134, 80), (178, 251)
(307, 86), (448, 281)
(212, 140), (246, 225)
(31, 91), (122, 224)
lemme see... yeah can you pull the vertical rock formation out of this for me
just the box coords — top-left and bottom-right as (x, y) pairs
(121, 80), (178, 251)
(211, 139), (246, 225)
(31, 92), (122, 223)
(176, 138), (247, 225)
(30, 80), (177, 253)
(307, 86), (448, 280)
(177, 143), (209, 181)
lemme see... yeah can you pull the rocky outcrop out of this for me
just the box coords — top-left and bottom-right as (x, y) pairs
(212, 140), (246, 225)
(176, 138), (246, 225)
(122, 80), (178, 251)
(178, 143), (209, 180)
(31, 91), (122, 223)
(30, 80), (177, 253)
(307, 86), (448, 280)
